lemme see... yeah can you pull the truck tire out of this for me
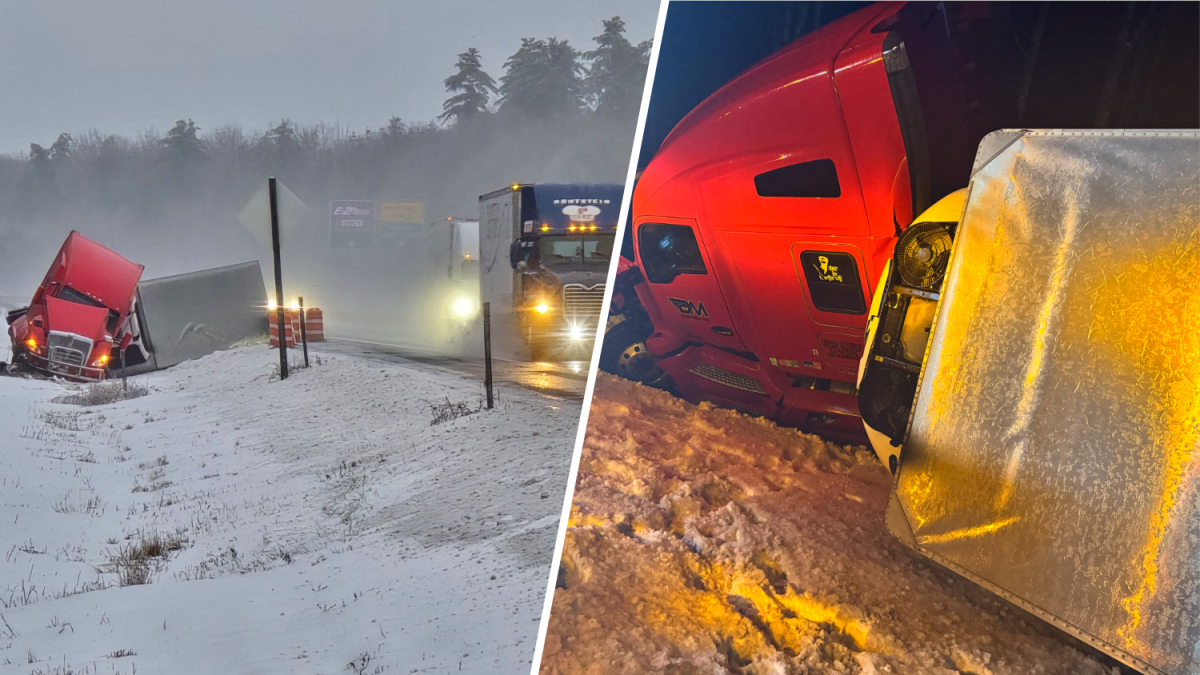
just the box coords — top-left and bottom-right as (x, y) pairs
(599, 319), (671, 389)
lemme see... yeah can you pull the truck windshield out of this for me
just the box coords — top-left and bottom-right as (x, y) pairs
(537, 235), (613, 269)
(59, 286), (121, 332)
(59, 286), (106, 309)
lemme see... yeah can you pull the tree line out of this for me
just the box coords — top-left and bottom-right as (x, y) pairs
(443, 16), (650, 123)
(0, 17), (651, 284)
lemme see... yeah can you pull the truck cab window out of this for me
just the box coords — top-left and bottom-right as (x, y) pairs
(537, 235), (610, 269)
(638, 223), (707, 284)
(754, 158), (840, 198)
(798, 250), (865, 314)
(588, 237), (613, 260)
(59, 286), (106, 309)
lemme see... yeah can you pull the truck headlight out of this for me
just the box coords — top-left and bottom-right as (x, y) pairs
(25, 333), (45, 355)
(450, 295), (478, 320)
(534, 302), (551, 315)
(568, 324), (584, 341)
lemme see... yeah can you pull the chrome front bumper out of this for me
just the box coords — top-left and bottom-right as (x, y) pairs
(27, 331), (106, 381)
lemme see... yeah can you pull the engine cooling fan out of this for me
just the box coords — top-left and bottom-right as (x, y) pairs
(895, 222), (953, 289)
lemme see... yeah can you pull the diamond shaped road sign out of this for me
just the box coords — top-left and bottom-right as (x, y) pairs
(237, 179), (309, 250)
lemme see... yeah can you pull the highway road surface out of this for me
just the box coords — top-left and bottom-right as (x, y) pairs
(318, 337), (590, 401)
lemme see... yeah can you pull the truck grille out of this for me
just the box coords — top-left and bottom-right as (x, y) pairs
(688, 362), (767, 394)
(48, 332), (91, 369)
(562, 284), (606, 318)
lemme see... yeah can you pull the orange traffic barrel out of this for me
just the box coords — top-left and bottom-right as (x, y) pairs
(303, 307), (325, 342)
(268, 311), (297, 348)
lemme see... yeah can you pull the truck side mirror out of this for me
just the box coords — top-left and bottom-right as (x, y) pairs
(615, 266), (645, 289)
(509, 240), (521, 269)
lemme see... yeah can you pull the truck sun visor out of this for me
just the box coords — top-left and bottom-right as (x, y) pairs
(638, 223), (707, 284)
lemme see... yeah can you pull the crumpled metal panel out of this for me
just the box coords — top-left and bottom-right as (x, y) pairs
(895, 130), (1200, 674)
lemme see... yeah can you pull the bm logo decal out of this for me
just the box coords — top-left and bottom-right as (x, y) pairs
(812, 255), (844, 283)
(668, 297), (709, 320)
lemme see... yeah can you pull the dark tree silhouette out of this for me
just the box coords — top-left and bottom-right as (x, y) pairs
(49, 133), (73, 163)
(24, 142), (57, 201)
(265, 120), (299, 152)
(162, 119), (205, 163)
(439, 48), (498, 125)
(29, 143), (50, 164)
(382, 116), (405, 137)
(498, 37), (585, 118)
(584, 17), (652, 117)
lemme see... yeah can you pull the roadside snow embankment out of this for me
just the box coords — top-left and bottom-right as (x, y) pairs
(540, 375), (1115, 675)
(0, 347), (577, 675)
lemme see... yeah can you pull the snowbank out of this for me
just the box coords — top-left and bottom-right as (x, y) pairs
(0, 347), (577, 674)
(540, 375), (1116, 675)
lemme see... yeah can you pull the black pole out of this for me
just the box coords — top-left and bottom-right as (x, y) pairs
(483, 301), (494, 409)
(298, 296), (310, 369)
(269, 176), (288, 380)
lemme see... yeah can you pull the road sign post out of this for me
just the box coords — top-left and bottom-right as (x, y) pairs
(269, 177), (288, 381)
(483, 301), (494, 409)
(298, 296), (310, 369)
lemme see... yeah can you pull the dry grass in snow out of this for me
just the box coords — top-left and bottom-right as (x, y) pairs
(0, 346), (577, 674)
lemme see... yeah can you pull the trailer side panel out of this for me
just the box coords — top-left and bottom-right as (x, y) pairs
(894, 130), (1200, 675)
(116, 261), (268, 375)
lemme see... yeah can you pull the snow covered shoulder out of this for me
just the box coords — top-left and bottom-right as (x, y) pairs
(541, 375), (1115, 675)
(0, 347), (577, 675)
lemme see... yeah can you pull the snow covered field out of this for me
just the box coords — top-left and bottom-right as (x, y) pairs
(540, 375), (1118, 675)
(0, 346), (578, 675)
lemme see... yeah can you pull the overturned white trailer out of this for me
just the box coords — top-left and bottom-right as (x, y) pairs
(113, 261), (269, 376)
(859, 130), (1199, 675)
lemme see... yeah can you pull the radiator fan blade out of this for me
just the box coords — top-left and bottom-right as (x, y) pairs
(895, 223), (953, 289)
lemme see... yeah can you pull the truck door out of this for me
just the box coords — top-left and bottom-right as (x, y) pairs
(633, 216), (747, 352)
(791, 242), (878, 376)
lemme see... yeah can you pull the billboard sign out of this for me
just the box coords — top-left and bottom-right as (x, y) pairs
(378, 201), (424, 224)
(330, 200), (376, 248)
(378, 200), (425, 247)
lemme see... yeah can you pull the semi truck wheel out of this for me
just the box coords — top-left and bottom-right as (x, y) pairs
(599, 320), (670, 389)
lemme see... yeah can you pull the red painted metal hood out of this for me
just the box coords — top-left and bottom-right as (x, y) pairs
(50, 231), (144, 312)
(43, 295), (109, 343)
(660, 2), (903, 154)
(638, 2), (905, 216)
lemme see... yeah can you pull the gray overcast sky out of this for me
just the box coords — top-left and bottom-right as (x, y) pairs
(0, 0), (660, 156)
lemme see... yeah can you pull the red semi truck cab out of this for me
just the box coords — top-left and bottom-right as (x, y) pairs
(619, 2), (934, 442)
(7, 231), (145, 381)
